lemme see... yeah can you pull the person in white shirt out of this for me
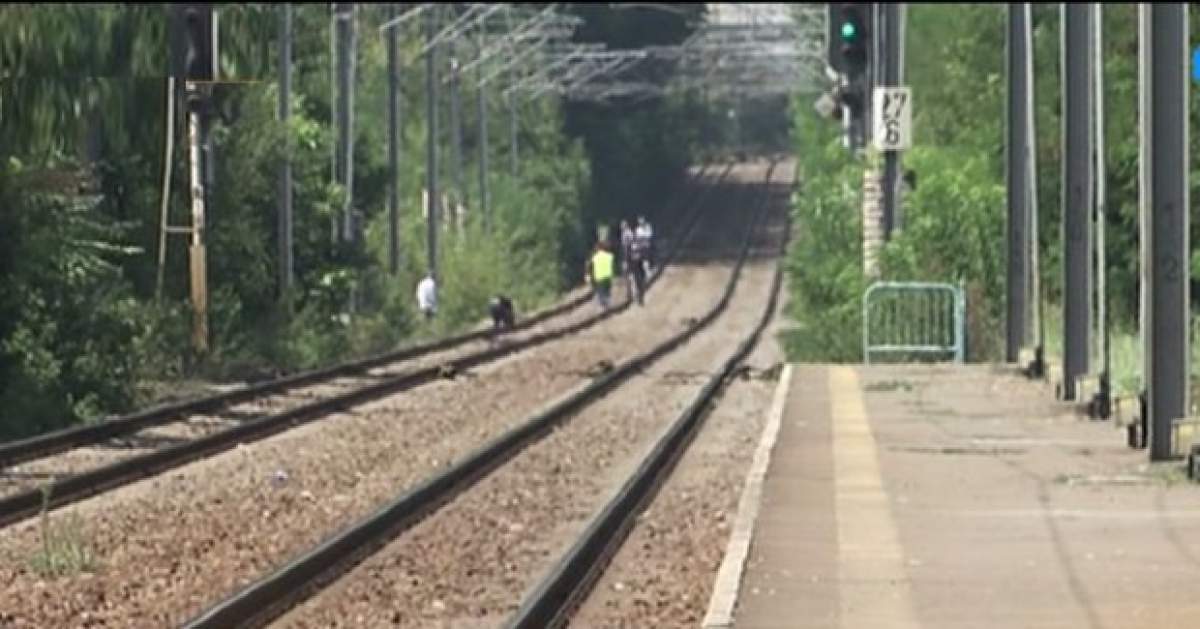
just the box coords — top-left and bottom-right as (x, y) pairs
(635, 216), (654, 276)
(416, 272), (437, 320)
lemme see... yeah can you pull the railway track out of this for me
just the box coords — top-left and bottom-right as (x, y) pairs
(0, 162), (734, 529)
(512, 166), (793, 629)
(181, 160), (783, 628)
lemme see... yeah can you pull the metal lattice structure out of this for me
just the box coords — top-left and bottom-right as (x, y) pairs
(379, 3), (829, 105)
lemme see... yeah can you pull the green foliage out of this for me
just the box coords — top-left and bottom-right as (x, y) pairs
(780, 105), (867, 362)
(0, 4), (698, 439)
(879, 147), (1006, 360)
(29, 484), (97, 579)
(0, 162), (179, 438)
(781, 4), (1200, 366)
(783, 4), (1010, 363)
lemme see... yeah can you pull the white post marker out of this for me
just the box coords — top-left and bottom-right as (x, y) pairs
(873, 86), (912, 152)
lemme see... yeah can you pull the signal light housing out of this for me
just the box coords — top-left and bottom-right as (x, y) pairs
(827, 3), (872, 79)
(170, 4), (215, 82)
(838, 4), (869, 78)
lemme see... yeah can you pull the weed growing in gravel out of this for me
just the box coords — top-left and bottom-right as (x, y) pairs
(29, 482), (96, 578)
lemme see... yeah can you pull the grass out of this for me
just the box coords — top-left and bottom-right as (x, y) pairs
(28, 482), (96, 578)
(1038, 302), (1200, 412)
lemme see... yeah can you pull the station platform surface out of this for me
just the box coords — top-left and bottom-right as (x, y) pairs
(720, 364), (1200, 629)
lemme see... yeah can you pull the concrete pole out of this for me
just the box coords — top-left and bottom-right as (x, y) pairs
(1093, 3), (1110, 415)
(1005, 3), (1031, 363)
(1061, 2), (1094, 400)
(278, 3), (294, 293)
(1141, 3), (1190, 460)
(1027, 2), (1044, 377)
(477, 29), (490, 231)
(425, 7), (440, 280)
(449, 55), (465, 229)
(187, 83), (209, 354)
(880, 2), (902, 239)
(387, 3), (400, 274)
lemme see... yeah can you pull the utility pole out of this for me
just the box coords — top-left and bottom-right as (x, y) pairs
(155, 75), (176, 302)
(278, 3), (294, 295)
(386, 3), (400, 275)
(879, 2), (903, 238)
(1141, 3), (1189, 460)
(1061, 3), (1094, 401)
(425, 6), (440, 280)
(1092, 3), (1111, 418)
(449, 55), (465, 230)
(1026, 2), (1044, 379)
(180, 3), (216, 355)
(1006, 2), (1032, 363)
(508, 88), (518, 176)
(867, 2), (880, 149)
(477, 27), (490, 231)
(187, 94), (211, 354)
(334, 3), (356, 244)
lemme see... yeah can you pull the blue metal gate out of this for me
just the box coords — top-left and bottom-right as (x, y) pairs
(863, 281), (965, 365)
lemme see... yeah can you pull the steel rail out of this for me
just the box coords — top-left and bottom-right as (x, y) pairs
(0, 162), (735, 529)
(182, 162), (774, 629)
(507, 161), (791, 629)
(0, 160), (724, 471)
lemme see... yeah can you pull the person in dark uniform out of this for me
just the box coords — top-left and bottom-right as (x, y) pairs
(489, 295), (515, 332)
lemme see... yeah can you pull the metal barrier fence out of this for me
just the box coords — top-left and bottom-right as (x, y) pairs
(863, 281), (965, 365)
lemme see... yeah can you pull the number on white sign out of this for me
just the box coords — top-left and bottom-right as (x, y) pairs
(873, 87), (912, 151)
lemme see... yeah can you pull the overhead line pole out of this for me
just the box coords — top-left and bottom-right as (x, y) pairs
(1141, 3), (1189, 461)
(387, 2), (401, 274)
(1093, 2), (1110, 418)
(425, 5), (440, 280)
(477, 26), (491, 231)
(1006, 2), (1031, 364)
(278, 3), (294, 294)
(1061, 2), (1094, 401)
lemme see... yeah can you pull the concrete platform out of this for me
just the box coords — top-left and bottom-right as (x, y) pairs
(716, 364), (1200, 629)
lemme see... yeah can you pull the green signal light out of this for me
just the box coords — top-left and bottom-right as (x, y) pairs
(840, 22), (857, 40)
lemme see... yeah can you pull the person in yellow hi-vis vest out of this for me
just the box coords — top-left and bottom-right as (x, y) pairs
(585, 239), (615, 310)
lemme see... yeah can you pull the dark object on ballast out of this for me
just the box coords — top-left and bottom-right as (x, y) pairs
(584, 360), (615, 378)
(490, 295), (515, 331)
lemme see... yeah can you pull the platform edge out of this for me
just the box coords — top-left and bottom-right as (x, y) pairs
(701, 363), (794, 629)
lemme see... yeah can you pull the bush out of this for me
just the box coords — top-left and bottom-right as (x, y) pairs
(878, 147), (1006, 360)
(780, 104), (867, 362)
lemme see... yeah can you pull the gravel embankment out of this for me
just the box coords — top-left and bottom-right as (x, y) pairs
(0, 164), (718, 501)
(0, 284), (598, 502)
(0, 168), (752, 628)
(568, 254), (791, 628)
(270, 163), (781, 629)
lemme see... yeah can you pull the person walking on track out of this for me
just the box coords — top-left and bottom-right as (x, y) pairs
(626, 220), (649, 306)
(489, 295), (515, 333)
(619, 219), (645, 306)
(635, 215), (655, 277)
(585, 240), (615, 310)
(416, 272), (437, 321)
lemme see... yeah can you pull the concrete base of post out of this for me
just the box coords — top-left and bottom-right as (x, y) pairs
(1018, 347), (1037, 368)
(1112, 393), (1141, 428)
(1188, 444), (1200, 481)
(1049, 363), (1066, 400)
(1074, 374), (1098, 411)
(1019, 346), (1045, 380)
(1169, 417), (1200, 459)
